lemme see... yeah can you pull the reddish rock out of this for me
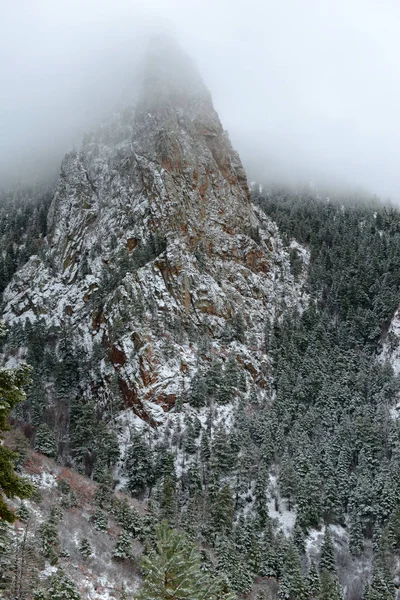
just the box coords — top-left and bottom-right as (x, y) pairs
(110, 345), (127, 367)
(126, 238), (138, 251)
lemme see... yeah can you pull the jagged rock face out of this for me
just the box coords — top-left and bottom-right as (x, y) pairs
(3, 39), (307, 422)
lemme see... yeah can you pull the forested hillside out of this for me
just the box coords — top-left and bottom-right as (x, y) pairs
(2, 184), (400, 599)
(0, 185), (54, 295)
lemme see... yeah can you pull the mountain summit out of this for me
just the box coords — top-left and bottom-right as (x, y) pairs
(3, 40), (304, 424)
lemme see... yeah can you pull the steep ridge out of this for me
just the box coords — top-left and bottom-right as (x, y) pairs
(3, 38), (306, 425)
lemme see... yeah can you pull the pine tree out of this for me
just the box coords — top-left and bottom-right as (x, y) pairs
(307, 561), (320, 599)
(0, 519), (12, 594)
(212, 428), (236, 475)
(0, 323), (33, 522)
(296, 468), (322, 531)
(113, 530), (133, 560)
(125, 431), (154, 498)
(114, 498), (143, 539)
(348, 512), (363, 556)
(364, 568), (395, 600)
(278, 541), (307, 600)
(318, 570), (342, 600)
(254, 468), (268, 527)
(17, 502), (30, 522)
(159, 475), (177, 525)
(38, 509), (60, 564)
(46, 569), (81, 600)
(184, 420), (197, 455)
(137, 520), (236, 600)
(78, 538), (92, 559)
(216, 536), (252, 595)
(211, 484), (233, 534)
(90, 508), (108, 531)
(278, 454), (297, 512)
(293, 518), (306, 554)
(35, 424), (57, 458)
(319, 528), (335, 575)
(190, 375), (208, 408)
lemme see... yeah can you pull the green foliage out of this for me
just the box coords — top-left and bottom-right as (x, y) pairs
(38, 508), (60, 564)
(307, 561), (320, 599)
(254, 189), (400, 347)
(90, 507), (108, 531)
(318, 570), (342, 600)
(278, 541), (308, 600)
(319, 528), (336, 575)
(217, 536), (253, 594)
(46, 568), (82, 600)
(0, 323), (33, 522)
(0, 519), (12, 592)
(113, 530), (133, 560)
(125, 431), (154, 497)
(211, 484), (234, 534)
(35, 423), (57, 458)
(136, 520), (236, 600)
(78, 537), (92, 558)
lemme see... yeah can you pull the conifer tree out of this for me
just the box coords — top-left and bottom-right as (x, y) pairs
(125, 431), (154, 497)
(113, 530), (133, 560)
(189, 375), (208, 408)
(278, 454), (297, 511)
(0, 519), (12, 593)
(159, 475), (177, 525)
(211, 484), (233, 534)
(278, 541), (307, 600)
(35, 424), (57, 458)
(38, 509), (60, 564)
(318, 570), (342, 600)
(364, 568), (395, 600)
(348, 512), (363, 556)
(293, 518), (306, 554)
(78, 537), (92, 559)
(137, 520), (236, 600)
(254, 468), (268, 527)
(216, 536), (252, 595)
(0, 323), (33, 522)
(90, 508), (108, 531)
(307, 561), (321, 599)
(46, 568), (81, 600)
(319, 528), (336, 575)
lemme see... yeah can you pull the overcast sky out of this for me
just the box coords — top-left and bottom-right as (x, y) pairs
(1, 0), (400, 199)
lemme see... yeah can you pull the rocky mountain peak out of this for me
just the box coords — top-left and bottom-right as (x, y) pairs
(3, 41), (306, 423)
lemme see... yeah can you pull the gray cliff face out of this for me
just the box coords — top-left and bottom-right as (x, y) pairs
(3, 40), (308, 422)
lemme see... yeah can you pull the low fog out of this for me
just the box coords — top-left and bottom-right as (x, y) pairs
(1, 0), (400, 200)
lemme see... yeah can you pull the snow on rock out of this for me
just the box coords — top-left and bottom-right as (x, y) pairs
(306, 524), (348, 559)
(2, 39), (307, 432)
(380, 306), (400, 377)
(39, 564), (58, 580)
(29, 471), (58, 489)
(268, 473), (296, 535)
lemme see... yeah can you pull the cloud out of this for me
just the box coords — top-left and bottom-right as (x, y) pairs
(1, 0), (400, 199)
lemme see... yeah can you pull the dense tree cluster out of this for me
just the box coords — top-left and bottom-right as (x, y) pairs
(0, 184), (53, 294)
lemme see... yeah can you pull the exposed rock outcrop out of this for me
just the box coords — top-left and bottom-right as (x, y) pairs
(3, 38), (307, 421)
